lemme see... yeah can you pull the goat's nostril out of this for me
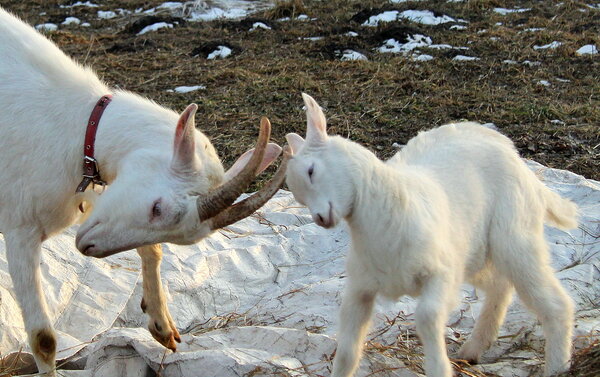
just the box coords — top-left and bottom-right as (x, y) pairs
(155, 321), (163, 333)
(317, 214), (324, 224)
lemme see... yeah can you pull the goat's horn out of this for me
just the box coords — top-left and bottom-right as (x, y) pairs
(208, 145), (290, 231)
(196, 117), (271, 221)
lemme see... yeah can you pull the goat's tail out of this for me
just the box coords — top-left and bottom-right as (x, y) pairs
(543, 187), (578, 230)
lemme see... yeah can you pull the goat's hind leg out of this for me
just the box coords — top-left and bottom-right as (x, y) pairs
(137, 244), (181, 351)
(458, 276), (513, 364)
(5, 229), (56, 376)
(492, 234), (573, 376)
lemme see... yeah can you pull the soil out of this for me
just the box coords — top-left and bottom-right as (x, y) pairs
(2, 0), (598, 182)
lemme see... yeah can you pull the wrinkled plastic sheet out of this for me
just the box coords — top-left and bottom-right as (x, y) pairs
(1, 162), (598, 376)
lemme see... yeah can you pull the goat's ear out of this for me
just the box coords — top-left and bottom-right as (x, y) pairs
(223, 143), (282, 182)
(285, 133), (305, 155)
(302, 93), (327, 145)
(172, 103), (199, 172)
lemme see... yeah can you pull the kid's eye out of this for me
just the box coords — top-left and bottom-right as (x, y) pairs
(152, 199), (162, 218)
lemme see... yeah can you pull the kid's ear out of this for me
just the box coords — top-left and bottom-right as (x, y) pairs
(301, 93), (327, 145)
(223, 143), (282, 182)
(172, 103), (200, 173)
(285, 133), (305, 155)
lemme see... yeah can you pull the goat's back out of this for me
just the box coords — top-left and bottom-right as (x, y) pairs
(0, 8), (107, 108)
(389, 122), (562, 269)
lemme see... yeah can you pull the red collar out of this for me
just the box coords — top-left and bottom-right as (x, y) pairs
(76, 94), (113, 193)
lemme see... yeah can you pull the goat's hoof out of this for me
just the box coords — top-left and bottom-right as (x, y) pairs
(457, 342), (481, 365)
(148, 320), (181, 351)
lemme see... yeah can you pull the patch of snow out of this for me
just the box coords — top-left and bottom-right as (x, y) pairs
(576, 44), (598, 55)
(61, 17), (81, 25)
(300, 36), (324, 41)
(495, 22), (503, 26)
(450, 25), (467, 30)
(116, 8), (132, 16)
(250, 22), (271, 31)
(60, 1), (98, 8)
(550, 119), (565, 125)
(339, 50), (368, 61)
(97, 10), (117, 19)
(377, 34), (432, 53)
(588, 3), (600, 9)
(363, 10), (399, 26)
(453, 55), (480, 61)
(412, 54), (434, 61)
(392, 142), (404, 148)
(490, 37), (500, 41)
(503, 59), (518, 64)
(537, 80), (551, 86)
(140, 1), (271, 22)
(400, 10), (456, 25)
(157, 2), (184, 10)
(81, 22), (91, 27)
(137, 22), (174, 35)
(494, 7), (531, 15)
(345, 31), (359, 37)
(523, 60), (541, 66)
(296, 14), (317, 21)
(167, 85), (207, 93)
(207, 45), (232, 59)
(555, 78), (571, 83)
(189, 7), (248, 21)
(428, 44), (453, 49)
(522, 27), (545, 32)
(35, 23), (58, 32)
(534, 41), (562, 50)
(277, 17), (291, 21)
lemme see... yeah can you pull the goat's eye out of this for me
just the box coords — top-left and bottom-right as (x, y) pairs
(152, 200), (162, 218)
(308, 164), (314, 180)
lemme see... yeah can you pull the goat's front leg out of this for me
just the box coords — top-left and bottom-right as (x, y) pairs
(331, 280), (376, 377)
(5, 229), (56, 376)
(416, 276), (455, 377)
(137, 243), (180, 351)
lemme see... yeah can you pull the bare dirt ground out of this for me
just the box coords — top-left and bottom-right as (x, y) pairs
(2, 0), (598, 182)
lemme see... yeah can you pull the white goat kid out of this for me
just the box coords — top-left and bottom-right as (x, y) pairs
(0, 8), (287, 375)
(285, 94), (577, 377)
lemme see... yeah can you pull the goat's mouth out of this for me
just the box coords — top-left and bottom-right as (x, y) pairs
(80, 242), (138, 258)
(76, 222), (138, 257)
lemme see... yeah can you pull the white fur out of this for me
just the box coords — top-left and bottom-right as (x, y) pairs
(0, 8), (279, 375)
(285, 94), (577, 377)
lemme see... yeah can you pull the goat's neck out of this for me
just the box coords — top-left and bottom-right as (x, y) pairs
(343, 149), (413, 239)
(91, 91), (177, 184)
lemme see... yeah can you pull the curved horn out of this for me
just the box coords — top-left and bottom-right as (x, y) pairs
(207, 145), (291, 231)
(196, 117), (271, 221)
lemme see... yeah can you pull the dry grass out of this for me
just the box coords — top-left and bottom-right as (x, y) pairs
(560, 340), (600, 377)
(2, 0), (597, 183)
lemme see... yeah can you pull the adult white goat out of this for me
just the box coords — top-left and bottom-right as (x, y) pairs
(285, 94), (577, 377)
(0, 7), (288, 375)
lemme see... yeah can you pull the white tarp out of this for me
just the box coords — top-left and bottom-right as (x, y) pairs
(1, 161), (598, 376)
